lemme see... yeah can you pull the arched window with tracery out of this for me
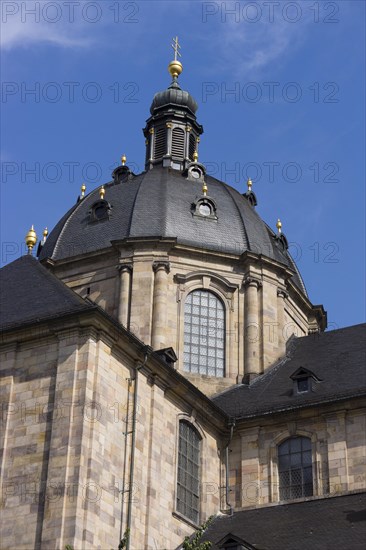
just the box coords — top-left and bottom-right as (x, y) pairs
(278, 436), (313, 500)
(183, 290), (225, 377)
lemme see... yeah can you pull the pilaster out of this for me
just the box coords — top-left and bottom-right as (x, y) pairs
(118, 263), (133, 328)
(325, 411), (349, 495)
(151, 261), (171, 350)
(243, 277), (262, 381)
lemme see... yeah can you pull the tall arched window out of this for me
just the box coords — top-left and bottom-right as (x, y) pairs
(176, 421), (201, 523)
(278, 436), (313, 501)
(183, 290), (225, 377)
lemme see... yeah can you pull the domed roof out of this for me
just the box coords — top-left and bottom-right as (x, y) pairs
(39, 167), (306, 294)
(150, 79), (198, 115)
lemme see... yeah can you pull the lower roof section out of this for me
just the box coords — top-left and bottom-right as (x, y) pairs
(199, 492), (366, 550)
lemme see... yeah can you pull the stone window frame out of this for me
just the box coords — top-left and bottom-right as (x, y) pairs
(183, 289), (226, 377)
(277, 436), (313, 500)
(269, 428), (321, 503)
(175, 271), (238, 379)
(173, 413), (206, 528)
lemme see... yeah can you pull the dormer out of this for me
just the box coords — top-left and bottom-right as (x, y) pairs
(218, 534), (256, 550)
(290, 367), (321, 395)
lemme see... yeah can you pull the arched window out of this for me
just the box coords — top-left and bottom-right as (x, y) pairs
(278, 436), (313, 501)
(176, 421), (201, 523)
(172, 127), (185, 158)
(189, 132), (196, 160)
(154, 126), (166, 159)
(184, 290), (225, 377)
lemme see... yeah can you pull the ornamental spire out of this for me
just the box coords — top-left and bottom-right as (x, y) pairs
(276, 218), (282, 234)
(25, 225), (37, 254)
(168, 36), (183, 79)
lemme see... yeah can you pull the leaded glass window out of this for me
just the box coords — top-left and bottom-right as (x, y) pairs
(176, 421), (201, 523)
(278, 436), (313, 501)
(183, 290), (225, 377)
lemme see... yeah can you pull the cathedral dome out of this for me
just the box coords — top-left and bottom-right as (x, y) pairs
(38, 166), (306, 294)
(38, 45), (307, 298)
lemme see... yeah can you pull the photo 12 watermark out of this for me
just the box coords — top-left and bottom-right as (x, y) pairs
(201, 2), (340, 24)
(1, 1), (140, 25)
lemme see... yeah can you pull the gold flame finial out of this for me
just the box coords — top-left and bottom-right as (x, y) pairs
(276, 218), (282, 234)
(25, 225), (37, 254)
(81, 183), (86, 198)
(121, 154), (127, 166)
(247, 177), (253, 191)
(168, 36), (183, 79)
(41, 227), (48, 245)
(99, 185), (105, 200)
(202, 181), (208, 196)
(193, 151), (198, 163)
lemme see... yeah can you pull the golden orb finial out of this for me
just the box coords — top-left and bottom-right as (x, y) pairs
(276, 218), (282, 234)
(247, 177), (253, 191)
(193, 151), (198, 163)
(202, 181), (208, 196)
(99, 185), (105, 200)
(121, 154), (127, 166)
(168, 36), (183, 78)
(81, 183), (86, 198)
(25, 225), (37, 254)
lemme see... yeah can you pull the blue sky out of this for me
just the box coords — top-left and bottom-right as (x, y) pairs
(1, 0), (365, 329)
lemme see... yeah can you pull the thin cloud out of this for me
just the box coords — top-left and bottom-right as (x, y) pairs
(199, 0), (314, 78)
(1, 1), (96, 50)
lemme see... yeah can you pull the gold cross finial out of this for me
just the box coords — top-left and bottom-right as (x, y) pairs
(171, 36), (181, 61)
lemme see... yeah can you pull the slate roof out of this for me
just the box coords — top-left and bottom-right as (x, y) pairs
(199, 492), (366, 550)
(213, 324), (366, 418)
(0, 255), (93, 331)
(38, 166), (306, 294)
(150, 78), (198, 115)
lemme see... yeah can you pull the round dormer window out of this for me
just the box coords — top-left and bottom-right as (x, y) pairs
(199, 203), (211, 216)
(190, 167), (201, 179)
(89, 199), (112, 223)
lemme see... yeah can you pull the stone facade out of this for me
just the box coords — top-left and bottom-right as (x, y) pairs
(47, 240), (323, 397)
(228, 401), (366, 510)
(0, 315), (225, 549)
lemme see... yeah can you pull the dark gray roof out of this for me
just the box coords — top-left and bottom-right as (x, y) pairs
(199, 492), (366, 550)
(150, 79), (198, 115)
(0, 255), (93, 331)
(38, 166), (305, 293)
(213, 324), (366, 418)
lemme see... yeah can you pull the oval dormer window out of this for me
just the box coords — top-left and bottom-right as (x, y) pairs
(199, 203), (211, 216)
(89, 200), (111, 223)
(192, 197), (218, 221)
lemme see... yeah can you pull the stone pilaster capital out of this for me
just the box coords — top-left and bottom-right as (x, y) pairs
(153, 261), (171, 274)
(243, 276), (262, 289)
(277, 288), (288, 299)
(117, 262), (133, 274)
